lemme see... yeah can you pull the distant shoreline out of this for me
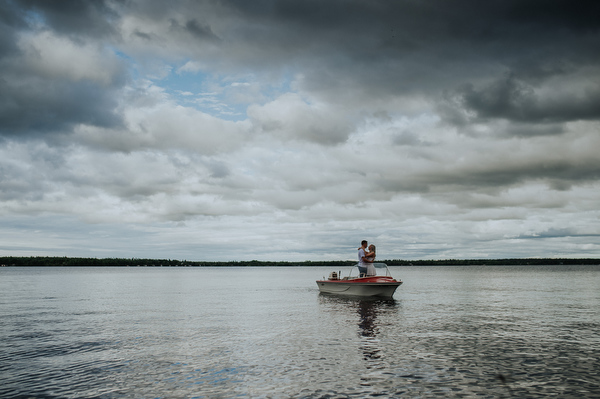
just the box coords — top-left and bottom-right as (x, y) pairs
(1, 256), (599, 267)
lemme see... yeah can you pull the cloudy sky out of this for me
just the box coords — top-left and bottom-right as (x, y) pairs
(1, 0), (599, 262)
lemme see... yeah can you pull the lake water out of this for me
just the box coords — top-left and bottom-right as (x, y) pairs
(1, 265), (599, 398)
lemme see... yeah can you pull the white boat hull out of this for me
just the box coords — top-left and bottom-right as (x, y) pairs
(316, 280), (401, 298)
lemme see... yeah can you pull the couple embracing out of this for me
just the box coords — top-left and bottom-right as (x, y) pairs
(358, 240), (377, 277)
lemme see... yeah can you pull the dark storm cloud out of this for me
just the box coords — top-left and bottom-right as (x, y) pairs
(0, 0), (126, 137)
(152, 0), (597, 142)
(4, 0), (597, 136)
(0, 77), (123, 136)
(171, 19), (221, 42)
(0, 0), (597, 144)
(0, 0), (27, 57)
(375, 153), (600, 196)
(452, 74), (600, 125)
(453, 160), (600, 191)
(213, 0), (600, 76)
(15, 0), (118, 38)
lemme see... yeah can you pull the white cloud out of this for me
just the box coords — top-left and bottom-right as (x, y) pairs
(18, 31), (123, 85)
(248, 93), (353, 144)
(177, 61), (204, 74)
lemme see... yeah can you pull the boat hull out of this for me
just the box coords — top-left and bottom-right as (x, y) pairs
(316, 277), (402, 298)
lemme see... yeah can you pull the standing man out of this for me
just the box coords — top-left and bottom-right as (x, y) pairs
(358, 240), (370, 276)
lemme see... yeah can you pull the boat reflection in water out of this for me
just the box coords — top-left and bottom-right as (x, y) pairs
(356, 299), (398, 368)
(319, 293), (399, 386)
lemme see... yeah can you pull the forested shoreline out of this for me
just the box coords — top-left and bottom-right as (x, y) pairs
(1, 256), (599, 267)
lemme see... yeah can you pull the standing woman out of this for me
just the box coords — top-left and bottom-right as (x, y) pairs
(365, 244), (376, 276)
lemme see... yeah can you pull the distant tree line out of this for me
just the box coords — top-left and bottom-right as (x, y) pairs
(1, 256), (599, 267)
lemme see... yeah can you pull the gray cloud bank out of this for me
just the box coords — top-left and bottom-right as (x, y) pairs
(0, 0), (599, 260)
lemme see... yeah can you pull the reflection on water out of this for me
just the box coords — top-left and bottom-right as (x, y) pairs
(356, 298), (399, 391)
(357, 299), (397, 364)
(318, 294), (402, 391)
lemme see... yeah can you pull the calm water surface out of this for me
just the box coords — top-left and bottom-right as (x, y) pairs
(1, 266), (599, 398)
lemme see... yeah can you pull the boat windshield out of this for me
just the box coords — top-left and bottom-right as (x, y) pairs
(349, 262), (393, 278)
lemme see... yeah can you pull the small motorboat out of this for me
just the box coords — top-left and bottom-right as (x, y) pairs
(316, 263), (402, 298)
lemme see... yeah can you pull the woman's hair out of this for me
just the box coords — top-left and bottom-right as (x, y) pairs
(369, 244), (376, 252)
